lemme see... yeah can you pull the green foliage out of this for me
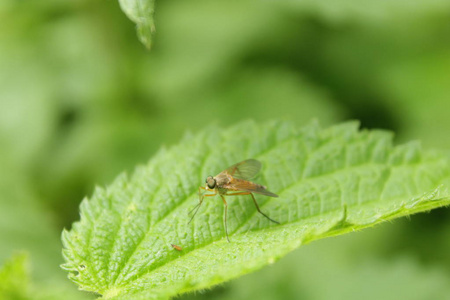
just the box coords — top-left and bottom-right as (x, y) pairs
(0, 252), (94, 300)
(62, 121), (450, 299)
(0, 151), (93, 300)
(0, 155), (60, 282)
(0, 254), (29, 300)
(183, 230), (450, 300)
(118, 0), (155, 49)
(2, 0), (450, 299)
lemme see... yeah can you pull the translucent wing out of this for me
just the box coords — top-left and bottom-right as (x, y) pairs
(223, 159), (262, 180)
(222, 178), (279, 197)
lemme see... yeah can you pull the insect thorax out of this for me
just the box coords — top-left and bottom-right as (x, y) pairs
(217, 187), (229, 195)
(214, 173), (231, 186)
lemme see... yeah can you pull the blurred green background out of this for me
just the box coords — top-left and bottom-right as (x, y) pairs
(1, 0), (450, 299)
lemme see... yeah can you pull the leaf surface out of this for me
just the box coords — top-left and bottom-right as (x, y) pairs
(0, 254), (29, 300)
(118, 0), (155, 49)
(62, 121), (450, 299)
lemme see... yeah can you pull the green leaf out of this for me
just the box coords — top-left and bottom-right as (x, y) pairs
(191, 226), (450, 300)
(118, 0), (155, 49)
(61, 121), (450, 299)
(0, 253), (94, 300)
(0, 253), (29, 300)
(177, 227), (450, 300)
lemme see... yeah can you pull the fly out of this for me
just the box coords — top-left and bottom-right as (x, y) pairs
(188, 159), (279, 242)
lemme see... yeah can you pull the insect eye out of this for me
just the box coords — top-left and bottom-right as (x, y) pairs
(206, 176), (216, 189)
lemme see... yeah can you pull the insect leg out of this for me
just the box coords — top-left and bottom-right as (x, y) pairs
(220, 195), (230, 242)
(188, 187), (205, 216)
(188, 186), (207, 216)
(227, 192), (280, 224)
(188, 188), (215, 224)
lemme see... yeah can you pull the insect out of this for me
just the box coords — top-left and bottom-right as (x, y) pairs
(171, 244), (182, 251)
(188, 159), (279, 242)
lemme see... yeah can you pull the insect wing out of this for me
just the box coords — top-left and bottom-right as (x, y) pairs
(223, 159), (262, 180)
(223, 178), (278, 197)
